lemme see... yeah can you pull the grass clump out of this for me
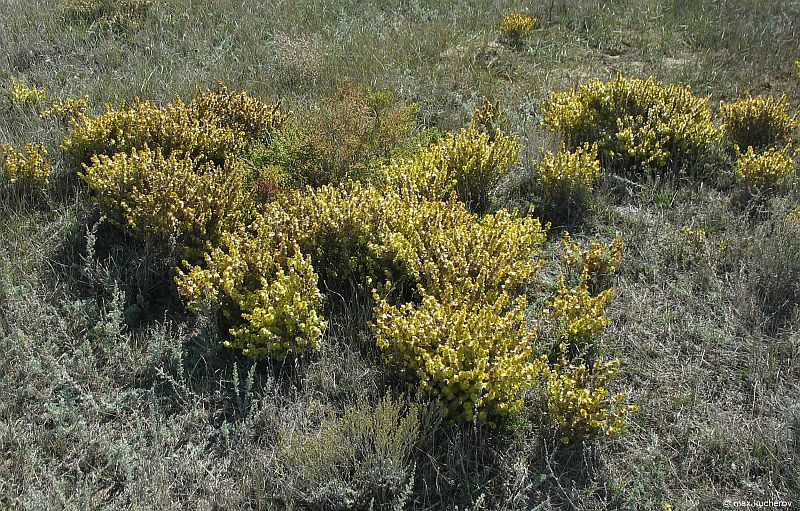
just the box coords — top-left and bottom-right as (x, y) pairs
(277, 393), (419, 510)
(542, 76), (722, 178)
(720, 93), (798, 151)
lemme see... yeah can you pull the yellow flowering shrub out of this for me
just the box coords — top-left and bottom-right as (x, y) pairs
(541, 350), (637, 442)
(500, 13), (537, 44)
(0, 142), (50, 190)
(532, 143), (600, 217)
(8, 78), (47, 105)
(383, 125), (520, 213)
(373, 288), (545, 425)
(720, 94), (798, 151)
(469, 97), (501, 135)
(40, 96), (89, 123)
(542, 77), (721, 176)
(733, 144), (796, 190)
(547, 279), (613, 348)
(561, 231), (623, 289)
(176, 236), (325, 359)
(63, 86), (285, 163)
(80, 146), (250, 257)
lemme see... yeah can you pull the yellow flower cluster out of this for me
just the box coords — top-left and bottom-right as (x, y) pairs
(469, 97), (501, 134)
(534, 143), (600, 211)
(373, 289), (545, 425)
(176, 237), (325, 359)
(541, 350), (637, 442)
(63, 86), (285, 163)
(542, 77), (721, 176)
(383, 125), (520, 213)
(720, 94), (798, 151)
(0, 142), (50, 189)
(680, 225), (707, 249)
(80, 146), (249, 257)
(8, 78), (47, 105)
(500, 13), (537, 42)
(547, 279), (613, 348)
(561, 231), (623, 289)
(733, 144), (797, 190)
(40, 96), (89, 123)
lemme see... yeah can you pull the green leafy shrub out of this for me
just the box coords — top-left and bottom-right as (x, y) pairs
(561, 231), (623, 291)
(175, 236), (325, 359)
(80, 146), (250, 258)
(499, 13), (537, 46)
(733, 144), (796, 190)
(542, 76), (722, 177)
(8, 77), (47, 106)
(265, 80), (418, 187)
(720, 94), (798, 151)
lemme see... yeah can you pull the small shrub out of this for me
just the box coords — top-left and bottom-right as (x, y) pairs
(0, 142), (50, 190)
(278, 393), (419, 509)
(63, 86), (285, 164)
(175, 236), (326, 359)
(733, 144), (796, 190)
(720, 94), (798, 151)
(542, 76), (722, 177)
(499, 13), (537, 45)
(531, 143), (600, 220)
(383, 126), (521, 213)
(40, 96), (89, 123)
(268, 80), (418, 187)
(561, 231), (623, 290)
(8, 77), (47, 105)
(373, 288), (545, 425)
(547, 279), (613, 351)
(541, 350), (637, 443)
(80, 146), (250, 257)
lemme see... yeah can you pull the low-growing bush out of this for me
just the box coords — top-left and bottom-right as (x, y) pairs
(0, 142), (50, 191)
(383, 125), (521, 213)
(265, 80), (418, 187)
(529, 143), (600, 221)
(542, 76), (722, 177)
(63, 86), (286, 164)
(541, 350), (637, 443)
(59, 0), (152, 29)
(373, 288), (545, 425)
(547, 279), (613, 352)
(733, 144), (796, 191)
(8, 77), (47, 106)
(720, 94), (798, 151)
(80, 146), (250, 257)
(499, 13), (537, 46)
(175, 236), (326, 359)
(40, 96), (89, 124)
(561, 231), (623, 291)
